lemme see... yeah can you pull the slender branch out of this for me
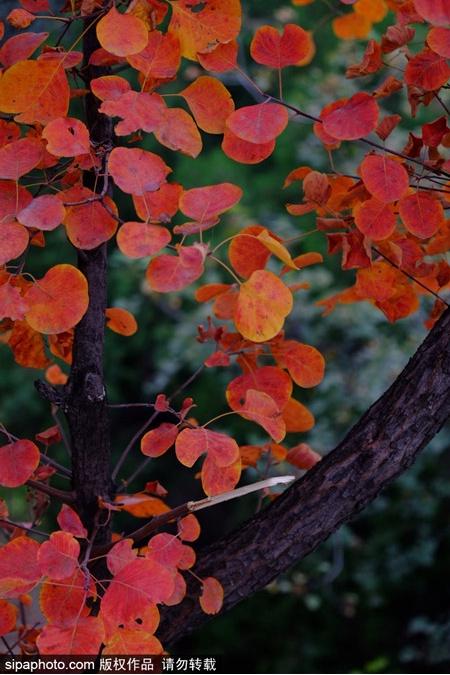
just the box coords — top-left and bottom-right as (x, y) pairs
(26, 479), (75, 505)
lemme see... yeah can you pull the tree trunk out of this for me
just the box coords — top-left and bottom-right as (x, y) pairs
(65, 15), (113, 540)
(159, 307), (450, 645)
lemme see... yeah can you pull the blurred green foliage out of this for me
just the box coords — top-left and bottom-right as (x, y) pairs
(1, 1), (450, 672)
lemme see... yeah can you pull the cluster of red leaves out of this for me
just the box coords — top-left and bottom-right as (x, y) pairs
(0, 0), (449, 658)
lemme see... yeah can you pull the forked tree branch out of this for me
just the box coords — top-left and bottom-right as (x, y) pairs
(159, 307), (450, 645)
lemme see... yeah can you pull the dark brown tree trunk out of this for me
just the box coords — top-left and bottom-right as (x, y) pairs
(159, 307), (450, 645)
(65, 15), (114, 541)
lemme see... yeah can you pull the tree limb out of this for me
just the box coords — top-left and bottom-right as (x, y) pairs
(159, 307), (450, 645)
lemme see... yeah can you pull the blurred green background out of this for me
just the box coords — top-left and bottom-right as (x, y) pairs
(1, 0), (450, 672)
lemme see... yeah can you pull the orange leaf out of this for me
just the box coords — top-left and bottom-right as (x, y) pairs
(154, 107), (202, 158)
(239, 389), (286, 443)
(272, 340), (325, 388)
(114, 493), (169, 518)
(103, 630), (163, 655)
(18, 194), (65, 231)
(0, 59), (69, 125)
(133, 183), (182, 223)
(332, 12), (372, 40)
(282, 397), (315, 433)
(109, 147), (171, 195)
(234, 270), (293, 342)
(96, 6), (148, 57)
(354, 0), (388, 22)
(37, 617), (105, 655)
(57, 505), (87, 539)
(181, 76), (235, 134)
(0, 221), (29, 265)
(168, 0), (241, 61)
(0, 600), (17, 637)
(175, 427), (239, 468)
(322, 92), (379, 141)
(257, 229), (297, 269)
(8, 321), (50, 369)
(0, 439), (39, 488)
(399, 191), (445, 239)
(199, 576), (224, 614)
(354, 198), (397, 240)
(127, 30), (180, 80)
(141, 423), (179, 458)
(201, 454), (241, 496)
(24, 264), (89, 334)
(227, 366), (293, 412)
(0, 138), (43, 179)
(360, 154), (409, 203)
(105, 307), (138, 336)
(37, 531), (80, 581)
(42, 117), (90, 157)
(7, 9), (35, 29)
(146, 244), (207, 292)
(180, 183), (242, 222)
(222, 127), (275, 164)
(117, 221), (170, 259)
(250, 23), (313, 68)
(101, 558), (175, 623)
(226, 102), (289, 144)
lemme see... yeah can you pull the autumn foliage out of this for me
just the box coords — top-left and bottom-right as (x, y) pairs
(0, 0), (449, 658)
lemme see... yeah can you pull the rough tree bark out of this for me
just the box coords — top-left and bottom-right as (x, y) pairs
(64, 13), (114, 539)
(159, 307), (450, 645)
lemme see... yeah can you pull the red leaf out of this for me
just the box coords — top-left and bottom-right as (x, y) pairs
(0, 221), (29, 266)
(106, 539), (137, 576)
(359, 154), (409, 203)
(201, 454), (241, 496)
(0, 536), (41, 597)
(322, 92), (379, 141)
(96, 6), (148, 57)
(175, 427), (239, 468)
(0, 32), (48, 68)
(38, 531), (80, 581)
(198, 40), (238, 72)
(18, 194), (65, 231)
(0, 600), (17, 636)
(405, 48), (450, 91)
(286, 443), (321, 469)
(141, 423), (179, 458)
(109, 147), (171, 195)
(40, 570), (95, 625)
(99, 91), (166, 137)
(0, 439), (39, 488)
(414, 0), (450, 26)
(427, 27), (450, 58)
(101, 559), (175, 624)
(37, 616), (105, 655)
(127, 30), (180, 80)
(226, 102), (289, 144)
(0, 282), (29, 321)
(222, 127), (275, 164)
(103, 630), (163, 655)
(63, 186), (118, 250)
(0, 138), (43, 179)
(91, 75), (131, 101)
(251, 24), (313, 68)
(42, 117), (90, 157)
(353, 198), (397, 240)
(399, 191), (445, 239)
(146, 244), (207, 292)
(154, 107), (202, 158)
(227, 366), (293, 412)
(57, 505), (87, 539)
(179, 183), (242, 222)
(199, 577), (224, 614)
